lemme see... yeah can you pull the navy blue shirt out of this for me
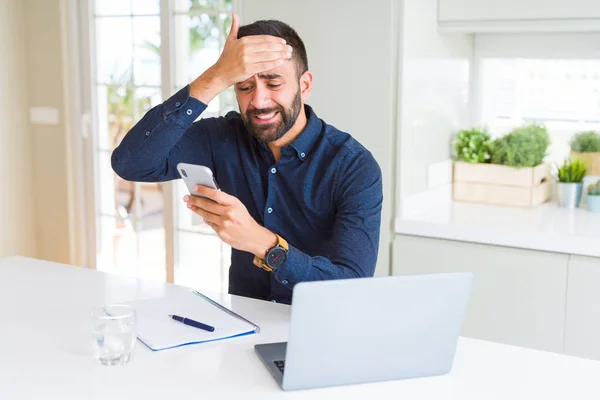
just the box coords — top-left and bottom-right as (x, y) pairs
(112, 85), (383, 304)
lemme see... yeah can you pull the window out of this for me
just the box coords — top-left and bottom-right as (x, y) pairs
(173, 0), (235, 115)
(94, 0), (165, 282)
(89, 0), (234, 292)
(171, 0), (234, 292)
(475, 34), (600, 165)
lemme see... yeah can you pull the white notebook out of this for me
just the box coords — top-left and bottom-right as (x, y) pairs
(129, 291), (260, 351)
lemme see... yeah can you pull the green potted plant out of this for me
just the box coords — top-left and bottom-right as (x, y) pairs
(490, 124), (550, 168)
(452, 124), (552, 207)
(588, 181), (600, 213)
(557, 158), (587, 208)
(570, 131), (600, 176)
(452, 128), (492, 164)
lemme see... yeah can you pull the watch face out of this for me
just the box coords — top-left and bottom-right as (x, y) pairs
(266, 247), (287, 269)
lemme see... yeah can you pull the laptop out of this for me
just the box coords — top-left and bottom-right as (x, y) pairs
(255, 272), (473, 391)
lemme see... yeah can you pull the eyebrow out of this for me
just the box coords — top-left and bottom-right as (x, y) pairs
(236, 73), (284, 87)
(257, 73), (283, 80)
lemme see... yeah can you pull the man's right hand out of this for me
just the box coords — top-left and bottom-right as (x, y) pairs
(189, 13), (293, 104)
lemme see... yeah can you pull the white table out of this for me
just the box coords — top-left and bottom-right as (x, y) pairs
(1, 256), (600, 399)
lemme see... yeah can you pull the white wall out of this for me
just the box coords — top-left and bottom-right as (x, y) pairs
(24, 0), (71, 265)
(0, 0), (37, 258)
(240, 0), (399, 276)
(397, 0), (472, 200)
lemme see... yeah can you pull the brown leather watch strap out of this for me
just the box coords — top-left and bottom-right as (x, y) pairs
(253, 234), (288, 272)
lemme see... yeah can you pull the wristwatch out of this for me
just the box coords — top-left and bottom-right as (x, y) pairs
(253, 234), (289, 272)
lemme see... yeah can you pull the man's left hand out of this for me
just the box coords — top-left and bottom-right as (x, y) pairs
(184, 185), (277, 258)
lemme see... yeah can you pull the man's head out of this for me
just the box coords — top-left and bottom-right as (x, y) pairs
(239, 20), (308, 78)
(235, 20), (312, 143)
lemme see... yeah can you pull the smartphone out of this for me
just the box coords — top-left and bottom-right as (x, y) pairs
(176, 162), (219, 198)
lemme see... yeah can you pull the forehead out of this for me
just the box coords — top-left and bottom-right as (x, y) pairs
(239, 60), (297, 85)
(264, 60), (296, 77)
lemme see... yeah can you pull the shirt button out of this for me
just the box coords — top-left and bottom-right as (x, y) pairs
(282, 280), (288, 285)
(267, 207), (273, 214)
(186, 109), (192, 115)
(271, 167), (277, 174)
(175, 102), (180, 107)
(300, 152), (306, 158)
(145, 131), (150, 136)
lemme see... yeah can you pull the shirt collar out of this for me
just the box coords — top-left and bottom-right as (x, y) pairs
(251, 104), (322, 162)
(288, 104), (321, 162)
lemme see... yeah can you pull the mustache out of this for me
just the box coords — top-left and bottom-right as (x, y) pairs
(248, 106), (283, 117)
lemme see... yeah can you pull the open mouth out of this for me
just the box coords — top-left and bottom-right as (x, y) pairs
(252, 111), (279, 125)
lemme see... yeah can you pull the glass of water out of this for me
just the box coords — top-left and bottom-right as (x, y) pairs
(91, 304), (137, 366)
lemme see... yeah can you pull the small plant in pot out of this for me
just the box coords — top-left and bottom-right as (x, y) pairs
(571, 131), (600, 152)
(557, 158), (587, 209)
(588, 181), (600, 213)
(452, 128), (492, 163)
(452, 124), (552, 207)
(490, 124), (550, 168)
(570, 131), (600, 176)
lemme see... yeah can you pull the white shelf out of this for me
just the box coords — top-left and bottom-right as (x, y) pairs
(395, 185), (600, 258)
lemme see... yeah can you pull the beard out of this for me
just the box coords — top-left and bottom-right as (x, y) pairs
(241, 90), (302, 143)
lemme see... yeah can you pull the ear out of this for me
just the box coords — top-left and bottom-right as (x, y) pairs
(299, 71), (313, 102)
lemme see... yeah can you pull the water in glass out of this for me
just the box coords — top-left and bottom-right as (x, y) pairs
(91, 304), (136, 365)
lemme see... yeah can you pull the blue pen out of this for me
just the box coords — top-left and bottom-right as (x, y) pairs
(169, 314), (215, 332)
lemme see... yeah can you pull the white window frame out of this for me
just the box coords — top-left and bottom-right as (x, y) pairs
(472, 32), (600, 127)
(471, 32), (600, 166)
(62, 0), (241, 288)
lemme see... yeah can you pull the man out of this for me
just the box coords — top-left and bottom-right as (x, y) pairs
(111, 14), (383, 304)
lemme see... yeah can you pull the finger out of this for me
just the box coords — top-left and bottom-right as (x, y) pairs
(226, 12), (240, 42)
(183, 194), (222, 212)
(247, 42), (291, 54)
(192, 196), (227, 216)
(249, 51), (292, 64)
(205, 221), (219, 231)
(252, 59), (287, 72)
(194, 185), (236, 205)
(241, 35), (287, 45)
(188, 204), (221, 226)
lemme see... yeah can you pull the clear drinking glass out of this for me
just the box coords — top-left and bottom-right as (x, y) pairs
(91, 304), (137, 365)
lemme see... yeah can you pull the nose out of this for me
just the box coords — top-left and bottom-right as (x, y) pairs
(249, 82), (273, 110)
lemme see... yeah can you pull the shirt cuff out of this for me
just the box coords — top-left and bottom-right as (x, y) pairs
(163, 85), (208, 126)
(274, 244), (311, 287)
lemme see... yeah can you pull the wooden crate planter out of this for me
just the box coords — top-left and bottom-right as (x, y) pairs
(453, 161), (551, 207)
(571, 152), (600, 176)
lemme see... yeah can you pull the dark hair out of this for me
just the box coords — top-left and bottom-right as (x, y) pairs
(238, 20), (308, 78)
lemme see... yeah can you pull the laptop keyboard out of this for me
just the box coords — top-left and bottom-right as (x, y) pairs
(274, 360), (285, 374)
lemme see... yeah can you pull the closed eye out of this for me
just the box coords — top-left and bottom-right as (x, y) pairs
(268, 84), (282, 89)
